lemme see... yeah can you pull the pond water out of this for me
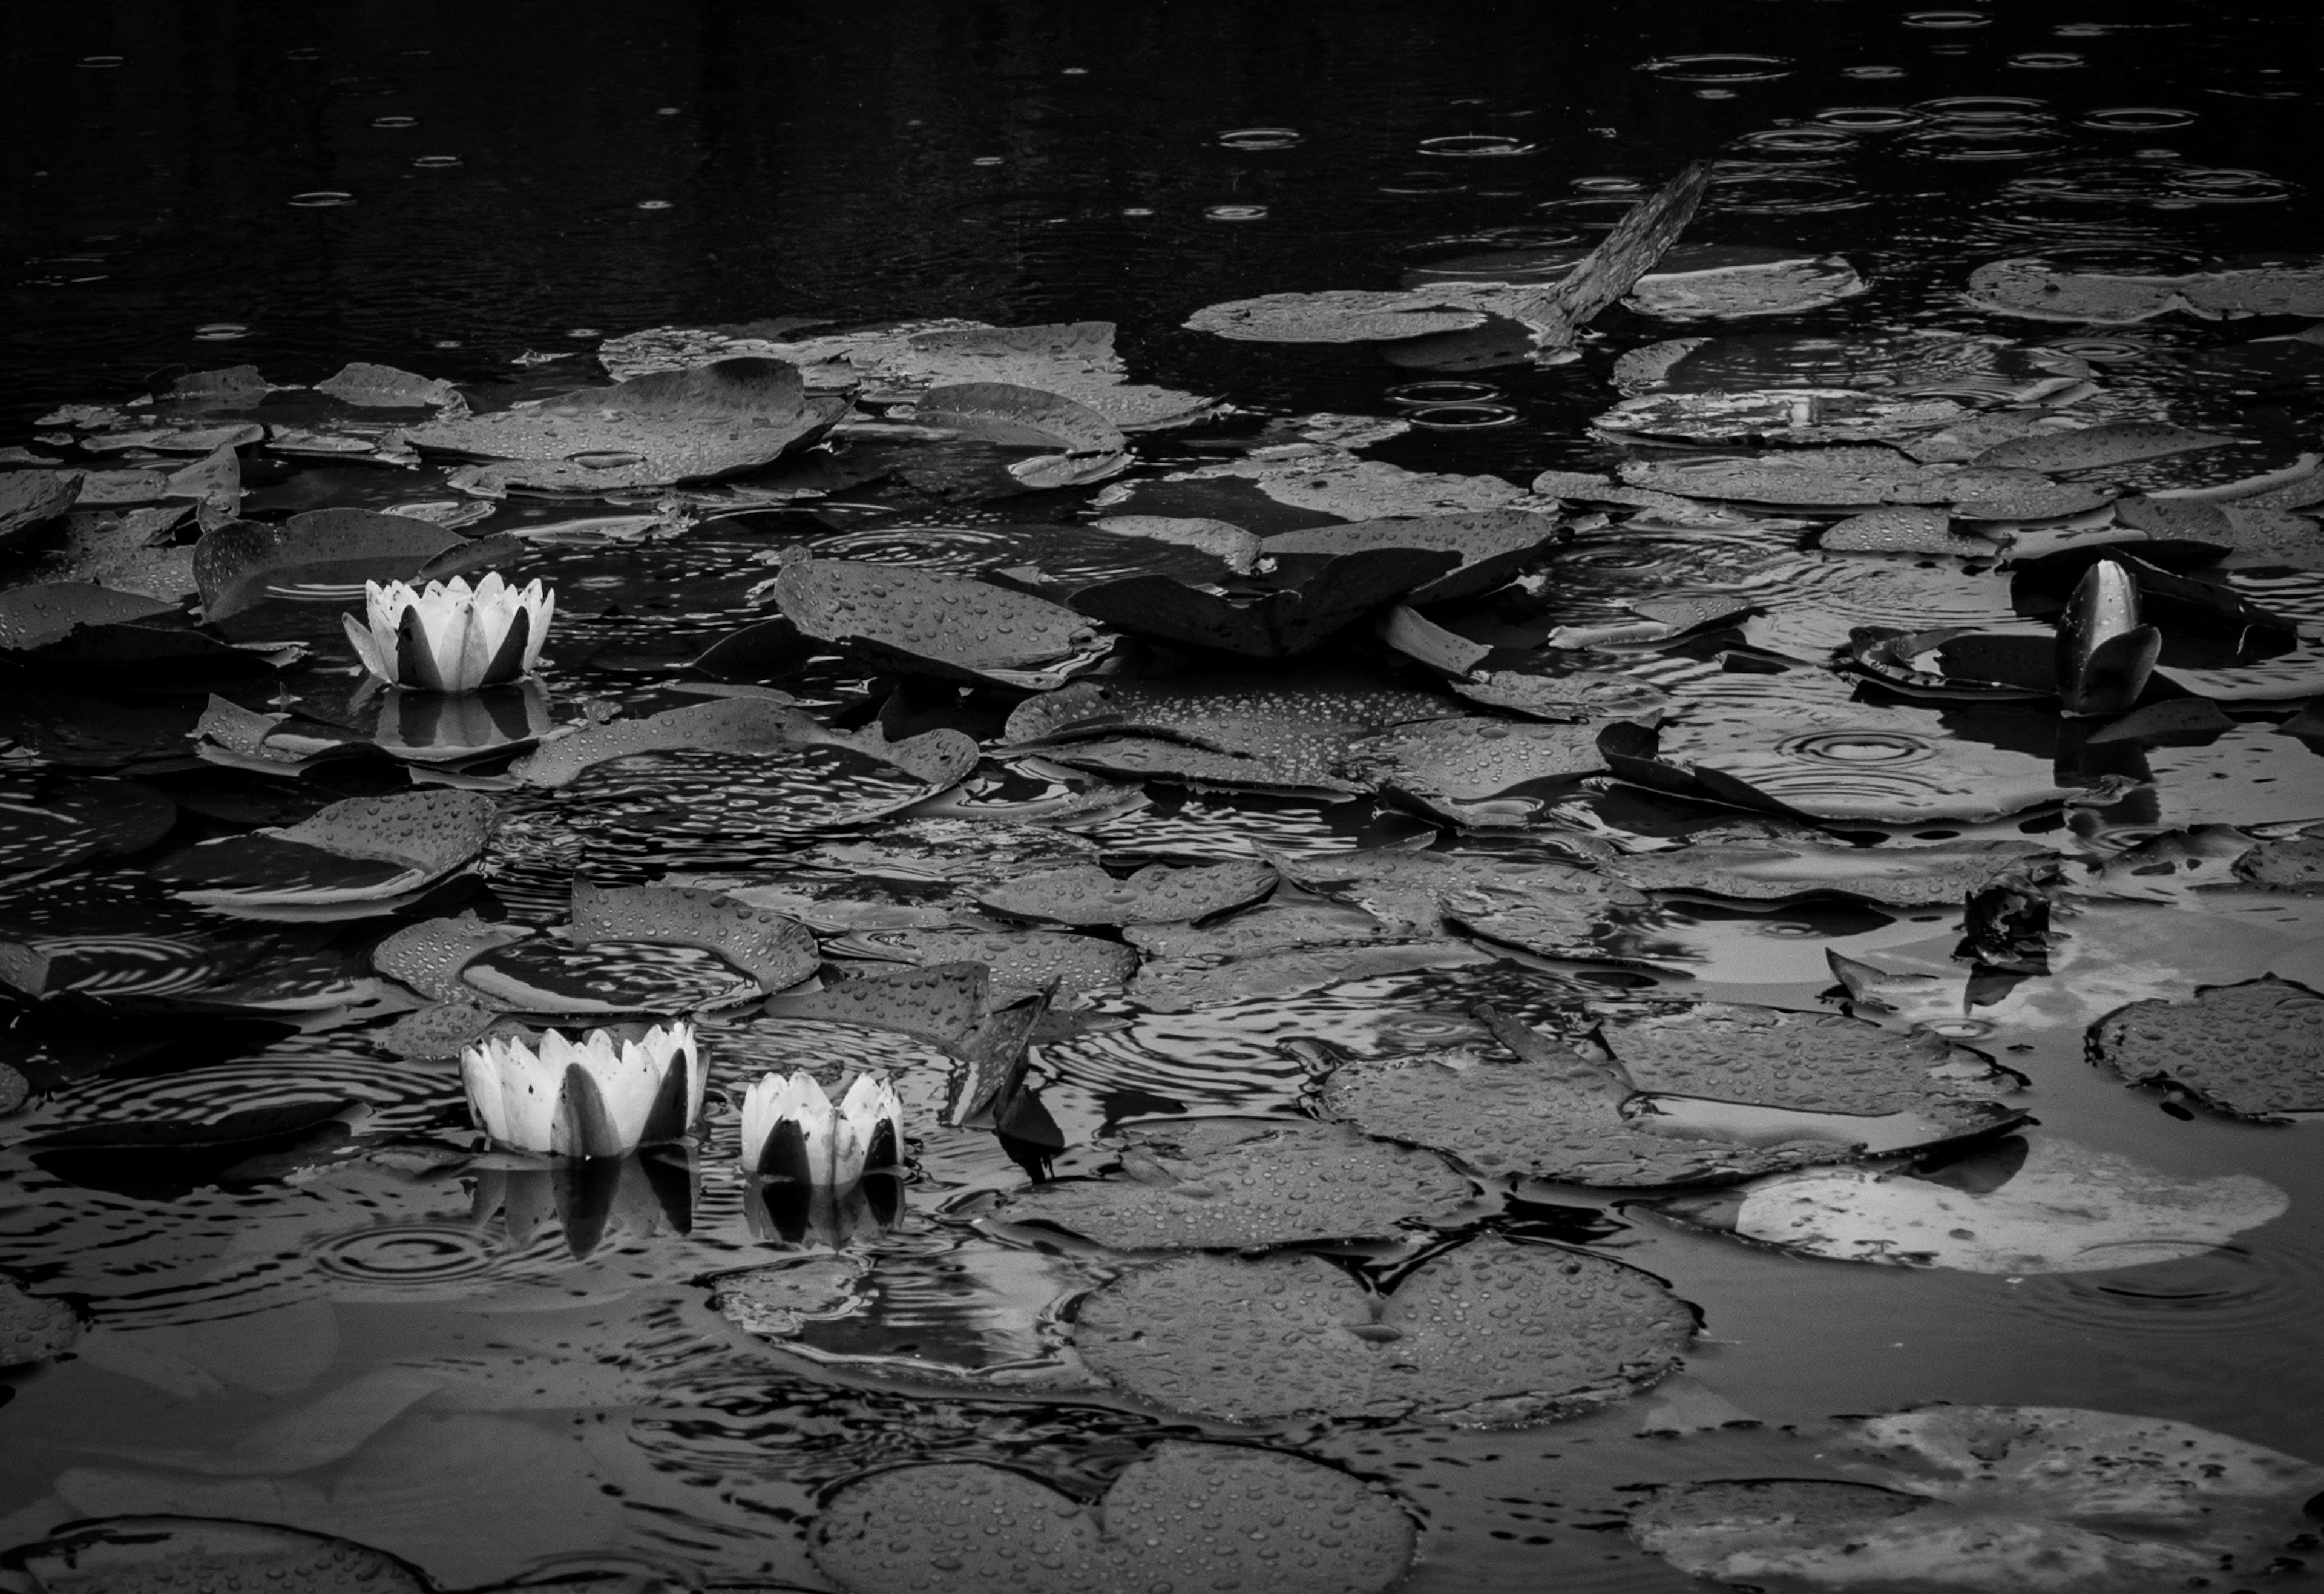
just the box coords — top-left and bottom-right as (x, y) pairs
(2, 3), (2323, 1592)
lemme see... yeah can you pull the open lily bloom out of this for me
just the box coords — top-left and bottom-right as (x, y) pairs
(343, 571), (555, 694)
(740, 1070), (907, 1185)
(460, 1019), (703, 1159)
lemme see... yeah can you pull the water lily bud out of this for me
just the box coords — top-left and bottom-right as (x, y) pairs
(343, 571), (554, 694)
(2055, 559), (2158, 718)
(740, 1069), (906, 1186)
(459, 1019), (701, 1159)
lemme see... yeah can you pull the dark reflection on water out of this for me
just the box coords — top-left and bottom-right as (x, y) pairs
(2, 2), (2323, 1590)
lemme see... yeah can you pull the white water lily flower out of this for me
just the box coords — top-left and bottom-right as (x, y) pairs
(459, 1019), (702, 1159)
(343, 571), (554, 694)
(740, 1070), (906, 1185)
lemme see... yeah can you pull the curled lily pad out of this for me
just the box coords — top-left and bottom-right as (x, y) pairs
(1324, 1004), (2024, 1189)
(1609, 838), (2053, 906)
(370, 912), (531, 1000)
(404, 357), (838, 489)
(1071, 545), (1462, 657)
(812, 1441), (1414, 1594)
(763, 961), (991, 1047)
(772, 555), (1112, 689)
(1341, 717), (1604, 827)
(1006, 678), (1454, 793)
(192, 509), (462, 622)
(0, 468), (81, 550)
(1276, 846), (1641, 960)
(1706, 1135), (2289, 1273)
(830, 924), (1136, 1004)
(151, 789), (494, 914)
(566, 878), (819, 991)
(2, 1276), (80, 1364)
(985, 1116), (1473, 1248)
(1970, 421), (2236, 473)
(1074, 1236), (1692, 1424)
(910, 381), (1129, 488)
(1628, 1405), (2324, 1591)
(973, 858), (1276, 926)
(2091, 975), (2324, 1118)
(1261, 508), (1564, 604)
(5, 1517), (432, 1594)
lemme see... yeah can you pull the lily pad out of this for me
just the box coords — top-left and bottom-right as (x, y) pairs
(772, 555), (1112, 689)
(1129, 938), (1490, 1012)
(1615, 330), (2089, 403)
(1597, 390), (1974, 449)
(1609, 838), (2053, 906)
(2091, 975), (2324, 1118)
(1621, 446), (1951, 509)
(21, 505), (197, 600)
(1629, 1405), (2324, 1591)
(831, 925), (1137, 1004)
(974, 858), (1276, 926)
(1323, 1004), (2024, 1189)
(1073, 1235), (1692, 1424)
(812, 1441), (1414, 1594)
(565, 878), (818, 991)
(1276, 846), (1641, 960)
(986, 1116), (1473, 1248)
(1623, 251), (1869, 319)
(151, 790), (494, 913)
(1819, 506), (1993, 556)
(1456, 668), (1676, 724)
(1971, 421), (2236, 473)
(5, 1517), (431, 1594)
(763, 961), (991, 1047)
(0, 468), (82, 550)
(192, 509), (462, 621)
(0, 582), (176, 650)
(312, 362), (462, 408)
(1261, 508), (1564, 604)
(1341, 717), (1604, 827)
(910, 381), (1129, 488)
(1186, 288), (1492, 343)
(1096, 445), (1549, 525)
(1713, 1135), (2288, 1272)
(405, 357), (839, 490)
(1070, 545), (1463, 657)
(1969, 256), (2324, 323)
(2, 1276), (80, 1364)
(1596, 1000), (2023, 1114)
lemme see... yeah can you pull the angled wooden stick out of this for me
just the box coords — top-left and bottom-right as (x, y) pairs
(1512, 159), (1714, 358)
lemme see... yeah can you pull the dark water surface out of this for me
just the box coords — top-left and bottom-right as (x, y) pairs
(2, 2), (2323, 1591)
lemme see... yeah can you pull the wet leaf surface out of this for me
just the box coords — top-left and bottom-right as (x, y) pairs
(973, 858), (1276, 926)
(984, 1116), (1474, 1248)
(2091, 975), (2324, 1118)
(1629, 1405), (2324, 1591)
(192, 510), (460, 621)
(7, 1516), (432, 1594)
(1074, 1235), (1692, 1424)
(150, 790), (494, 913)
(772, 554), (1111, 687)
(1, 1277), (80, 1365)
(813, 1441), (1414, 1594)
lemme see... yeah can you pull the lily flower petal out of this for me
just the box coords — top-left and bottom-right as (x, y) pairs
(741, 1070), (836, 1181)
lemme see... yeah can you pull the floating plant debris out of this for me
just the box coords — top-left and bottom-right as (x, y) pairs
(1629, 1406), (2324, 1590)
(2091, 976), (2324, 1118)
(1074, 1235), (1692, 1424)
(983, 1116), (1474, 1248)
(813, 1442), (1414, 1594)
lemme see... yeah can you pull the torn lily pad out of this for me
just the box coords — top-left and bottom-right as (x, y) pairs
(312, 361), (462, 408)
(973, 858), (1276, 926)
(151, 789), (494, 915)
(1074, 1235), (1691, 1424)
(6, 1517), (431, 1594)
(2091, 975), (2324, 1118)
(813, 1442), (1414, 1594)
(1707, 1135), (2288, 1273)
(1324, 1004), (2024, 1189)
(984, 1116), (1473, 1248)
(1629, 1405), (2324, 1591)
(1341, 717), (1604, 827)
(772, 554), (1112, 689)
(405, 357), (841, 490)
(909, 381), (1130, 488)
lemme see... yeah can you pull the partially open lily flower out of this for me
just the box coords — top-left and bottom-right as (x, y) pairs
(740, 1070), (906, 1185)
(460, 1019), (703, 1159)
(343, 572), (554, 694)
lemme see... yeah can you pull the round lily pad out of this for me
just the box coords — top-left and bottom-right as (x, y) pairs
(2, 1276), (79, 1365)
(988, 1116), (1475, 1248)
(973, 858), (1276, 926)
(1715, 1135), (2290, 1273)
(832, 925), (1135, 1005)
(6, 1516), (431, 1594)
(1074, 1236), (1693, 1424)
(813, 1441), (1414, 1594)
(2091, 975), (2324, 1118)
(1629, 1405), (2324, 1590)
(1598, 1001), (2023, 1115)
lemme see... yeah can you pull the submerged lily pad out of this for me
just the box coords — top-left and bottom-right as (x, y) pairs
(812, 1441), (1414, 1594)
(1074, 1236), (1692, 1424)
(772, 555), (1111, 689)
(2, 1276), (80, 1365)
(151, 790), (494, 914)
(405, 357), (838, 489)
(6, 1517), (431, 1594)
(1712, 1135), (2288, 1273)
(986, 1116), (1473, 1248)
(2091, 975), (2324, 1118)
(0, 776), (177, 886)
(973, 858), (1276, 926)
(1629, 1405), (2324, 1591)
